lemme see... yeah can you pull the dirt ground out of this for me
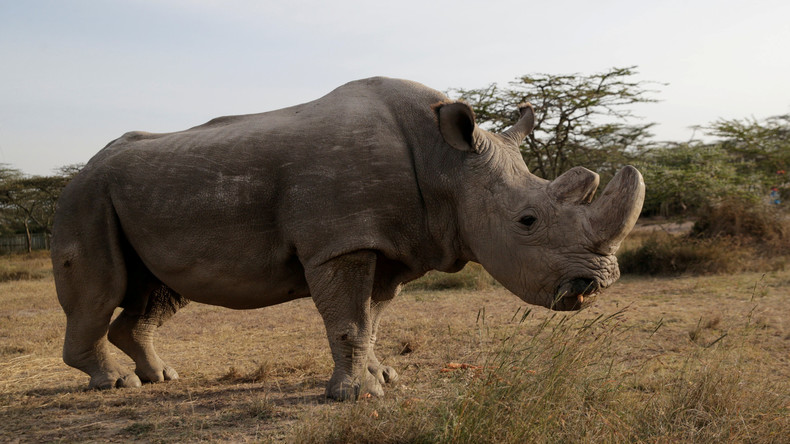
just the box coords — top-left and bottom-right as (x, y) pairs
(1, 268), (789, 442)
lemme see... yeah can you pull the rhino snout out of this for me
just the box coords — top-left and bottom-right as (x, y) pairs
(552, 278), (600, 311)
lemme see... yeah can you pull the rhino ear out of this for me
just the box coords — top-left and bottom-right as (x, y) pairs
(436, 102), (478, 152)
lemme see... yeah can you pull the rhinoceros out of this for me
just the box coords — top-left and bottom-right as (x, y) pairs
(52, 77), (644, 400)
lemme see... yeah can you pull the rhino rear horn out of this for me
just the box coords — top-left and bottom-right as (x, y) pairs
(548, 167), (600, 204)
(588, 166), (645, 253)
(437, 101), (535, 153)
(501, 103), (536, 147)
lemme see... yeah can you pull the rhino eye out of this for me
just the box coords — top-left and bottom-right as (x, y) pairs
(519, 215), (537, 228)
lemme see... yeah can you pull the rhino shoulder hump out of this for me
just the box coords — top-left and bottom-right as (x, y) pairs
(119, 131), (162, 142)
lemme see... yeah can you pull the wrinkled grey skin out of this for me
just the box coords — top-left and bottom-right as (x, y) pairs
(52, 77), (644, 400)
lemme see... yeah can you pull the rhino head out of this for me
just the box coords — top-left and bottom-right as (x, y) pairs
(436, 101), (645, 310)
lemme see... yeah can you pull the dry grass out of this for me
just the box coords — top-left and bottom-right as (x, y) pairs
(404, 262), (498, 291)
(1, 256), (789, 442)
(0, 251), (52, 282)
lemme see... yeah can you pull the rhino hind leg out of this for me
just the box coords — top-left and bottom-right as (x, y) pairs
(61, 310), (143, 389)
(307, 251), (385, 401)
(108, 284), (189, 383)
(53, 205), (142, 389)
(367, 295), (399, 385)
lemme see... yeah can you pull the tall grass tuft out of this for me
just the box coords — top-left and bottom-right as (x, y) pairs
(437, 310), (629, 443)
(293, 307), (789, 443)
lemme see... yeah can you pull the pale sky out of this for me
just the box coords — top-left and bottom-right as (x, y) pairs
(1, 0), (788, 176)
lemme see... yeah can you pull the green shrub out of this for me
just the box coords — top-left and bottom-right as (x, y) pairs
(691, 197), (789, 250)
(618, 234), (747, 275)
(621, 197), (790, 275)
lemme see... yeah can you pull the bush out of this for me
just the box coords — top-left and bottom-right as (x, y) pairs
(618, 234), (748, 275)
(620, 198), (790, 275)
(637, 143), (745, 217)
(691, 197), (789, 246)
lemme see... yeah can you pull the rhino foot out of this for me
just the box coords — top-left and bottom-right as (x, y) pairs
(368, 363), (399, 385)
(136, 362), (179, 383)
(89, 372), (142, 390)
(326, 371), (384, 401)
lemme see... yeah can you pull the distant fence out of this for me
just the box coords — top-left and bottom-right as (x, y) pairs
(0, 233), (50, 254)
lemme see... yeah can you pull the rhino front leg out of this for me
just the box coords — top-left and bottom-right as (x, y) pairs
(307, 251), (383, 401)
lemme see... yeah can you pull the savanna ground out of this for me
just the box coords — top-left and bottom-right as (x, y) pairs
(1, 245), (789, 443)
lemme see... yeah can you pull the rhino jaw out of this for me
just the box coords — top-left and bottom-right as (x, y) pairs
(551, 278), (601, 311)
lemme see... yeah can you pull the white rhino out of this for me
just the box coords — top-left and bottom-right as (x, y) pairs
(52, 77), (644, 400)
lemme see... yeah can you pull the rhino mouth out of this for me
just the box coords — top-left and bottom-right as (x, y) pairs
(551, 278), (600, 311)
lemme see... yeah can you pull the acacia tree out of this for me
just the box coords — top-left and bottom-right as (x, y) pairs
(636, 142), (744, 216)
(452, 66), (659, 180)
(0, 166), (24, 237)
(0, 164), (79, 252)
(704, 114), (790, 194)
(0, 173), (43, 253)
(636, 114), (790, 217)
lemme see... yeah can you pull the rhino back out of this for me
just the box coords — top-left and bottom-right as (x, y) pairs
(68, 77), (448, 307)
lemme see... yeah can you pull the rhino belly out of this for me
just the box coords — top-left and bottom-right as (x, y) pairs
(116, 198), (310, 310)
(166, 262), (311, 310)
(136, 240), (311, 310)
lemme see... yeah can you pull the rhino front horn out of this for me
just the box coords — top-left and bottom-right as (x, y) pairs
(588, 165), (645, 254)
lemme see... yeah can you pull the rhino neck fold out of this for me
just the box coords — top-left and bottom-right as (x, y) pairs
(406, 136), (477, 274)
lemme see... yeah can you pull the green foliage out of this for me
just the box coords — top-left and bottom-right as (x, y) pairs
(0, 163), (81, 251)
(453, 66), (659, 180)
(637, 143), (746, 216)
(706, 114), (790, 192)
(642, 115), (790, 217)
